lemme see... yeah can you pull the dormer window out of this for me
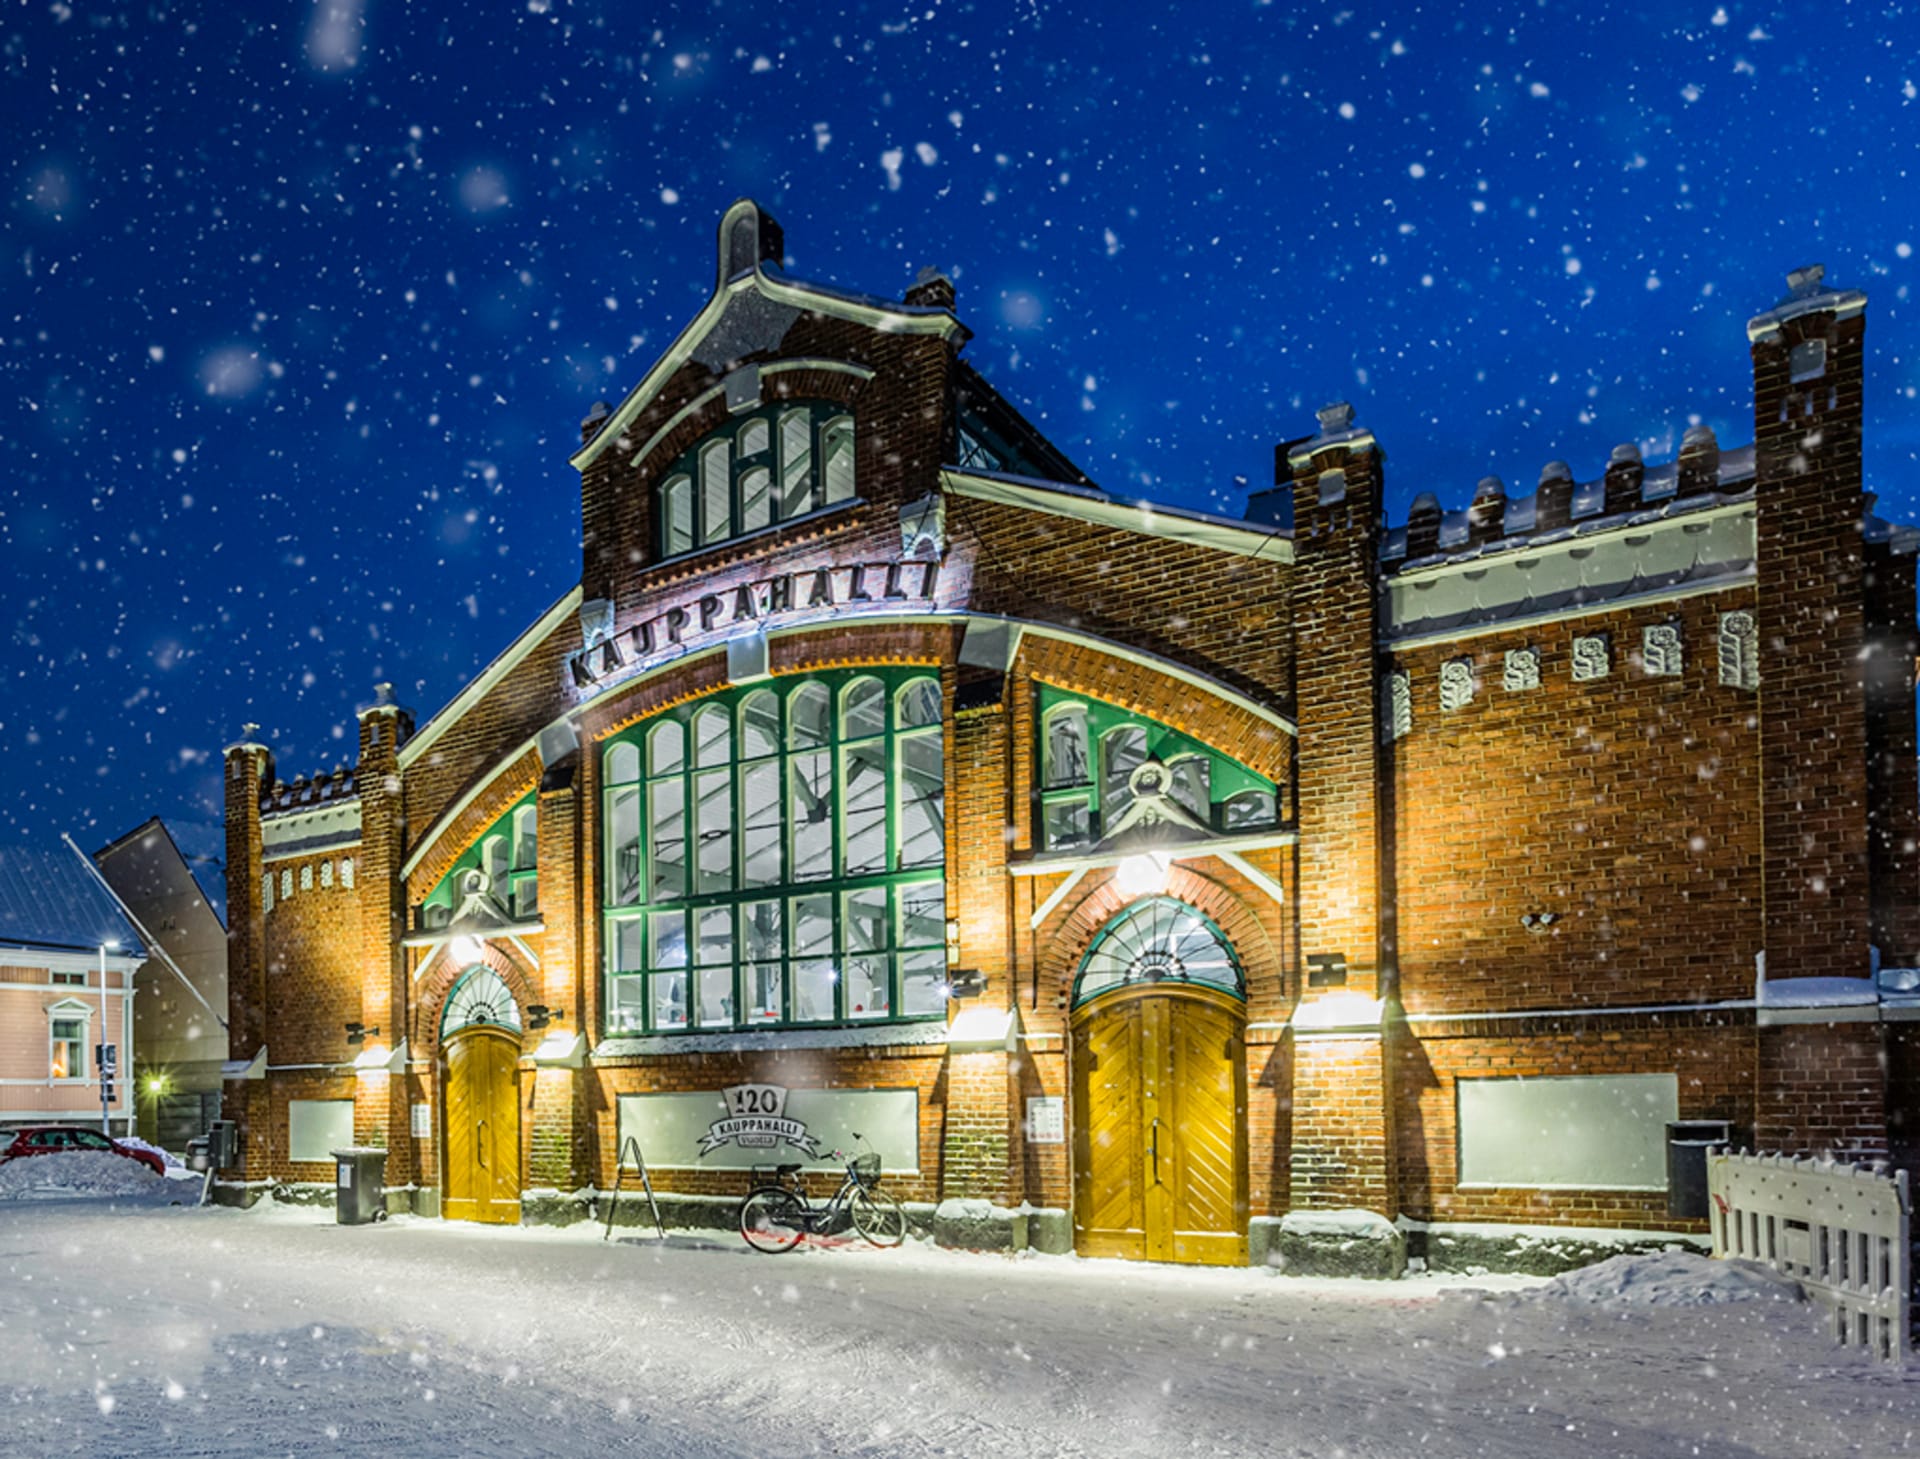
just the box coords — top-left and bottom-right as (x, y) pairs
(657, 403), (856, 559)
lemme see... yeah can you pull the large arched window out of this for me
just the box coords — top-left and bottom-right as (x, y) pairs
(603, 669), (946, 1035)
(657, 402), (857, 558)
(1073, 898), (1243, 1008)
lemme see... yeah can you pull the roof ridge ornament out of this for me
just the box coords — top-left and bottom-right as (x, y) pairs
(719, 198), (785, 288)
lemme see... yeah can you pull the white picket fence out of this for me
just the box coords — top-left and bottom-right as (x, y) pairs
(1707, 1149), (1911, 1365)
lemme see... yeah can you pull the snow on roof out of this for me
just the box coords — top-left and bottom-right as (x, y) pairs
(0, 846), (143, 958)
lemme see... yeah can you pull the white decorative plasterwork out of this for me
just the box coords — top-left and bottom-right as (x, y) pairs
(341, 857), (355, 889)
(300, 863), (313, 892)
(1718, 611), (1759, 690)
(1381, 669), (1412, 743)
(1502, 647), (1541, 691)
(1439, 658), (1476, 712)
(320, 859), (334, 889)
(262, 873), (274, 914)
(280, 869), (293, 899)
(1571, 634), (1611, 683)
(1643, 623), (1684, 677)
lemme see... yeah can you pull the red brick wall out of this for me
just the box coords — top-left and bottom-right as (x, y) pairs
(1755, 1020), (1888, 1159)
(1395, 1013), (1754, 1229)
(1753, 309), (1872, 982)
(1390, 589), (1763, 1015)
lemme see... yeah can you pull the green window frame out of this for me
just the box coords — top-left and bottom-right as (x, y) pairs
(418, 792), (539, 928)
(656, 402), (857, 559)
(1036, 687), (1281, 851)
(603, 669), (947, 1036)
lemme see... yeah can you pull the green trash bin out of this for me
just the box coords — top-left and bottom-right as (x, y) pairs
(331, 1146), (389, 1225)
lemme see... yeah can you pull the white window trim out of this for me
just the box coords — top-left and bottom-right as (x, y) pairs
(47, 999), (93, 1084)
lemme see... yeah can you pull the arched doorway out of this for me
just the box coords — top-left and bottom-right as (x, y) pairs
(1071, 897), (1248, 1266)
(439, 967), (523, 1225)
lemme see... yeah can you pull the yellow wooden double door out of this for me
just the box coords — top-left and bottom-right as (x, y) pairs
(442, 1026), (522, 1225)
(1071, 985), (1248, 1266)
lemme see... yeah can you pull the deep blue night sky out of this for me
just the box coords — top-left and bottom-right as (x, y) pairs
(5, 1), (1919, 872)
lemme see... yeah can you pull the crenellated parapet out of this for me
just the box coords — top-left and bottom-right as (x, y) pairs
(260, 763), (358, 817)
(1382, 427), (1753, 575)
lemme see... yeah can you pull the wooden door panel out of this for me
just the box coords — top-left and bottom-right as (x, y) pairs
(1073, 1004), (1146, 1259)
(442, 1038), (480, 1222)
(1166, 999), (1247, 1266)
(442, 1029), (522, 1226)
(1074, 987), (1247, 1267)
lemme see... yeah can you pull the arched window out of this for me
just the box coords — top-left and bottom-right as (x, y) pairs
(1073, 898), (1243, 1008)
(602, 670), (945, 1035)
(654, 403), (858, 558)
(440, 966), (523, 1039)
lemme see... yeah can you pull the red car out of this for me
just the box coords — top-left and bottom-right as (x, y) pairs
(0, 1126), (167, 1177)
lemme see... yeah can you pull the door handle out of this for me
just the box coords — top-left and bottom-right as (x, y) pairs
(477, 1118), (487, 1170)
(1150, 1117), (1161, 1186)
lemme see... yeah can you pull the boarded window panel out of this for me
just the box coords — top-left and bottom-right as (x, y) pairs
(1456, 1074), (1678, 1189)
(780, 410), (814, 518)
(649, 779), (687, 901)
(661, 475), (694, 556)
(739, 464), (772, 532)
(898, 730), (944, 868)
(842, 740), (888, 875)
(289, 1100), (355, 1163)
(822, 416), (856, 504)
(700, 440), (732, 544)
(789, 750), (834, 879)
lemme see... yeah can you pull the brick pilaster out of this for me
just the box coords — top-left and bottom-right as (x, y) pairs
(355, 688), (414, 1176)
(1284, 403), (1397, 1214)
(1751, 274), (1872, 982)
(221, 732), (272, 1178)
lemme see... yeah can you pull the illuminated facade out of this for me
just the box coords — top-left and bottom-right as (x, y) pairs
(222, 207), (1920, 1259)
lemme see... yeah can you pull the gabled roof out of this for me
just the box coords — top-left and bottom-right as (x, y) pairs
(571, 200), (968, 473)
(0, 845), (143, 958)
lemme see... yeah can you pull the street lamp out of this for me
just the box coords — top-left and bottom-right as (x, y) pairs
(97, 939), (119, 1136)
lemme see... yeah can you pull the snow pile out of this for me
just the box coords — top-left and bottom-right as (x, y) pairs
(115, 1134), (183, 1168)
(1757, 976), (1878, 1008)
(0, 1151), (165, 1200)
(1281, 1208), (1397, 1239)
(1529, 1250), (1803, 1307)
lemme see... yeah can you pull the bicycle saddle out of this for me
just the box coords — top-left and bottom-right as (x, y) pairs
(774, 1163), (801, 1174)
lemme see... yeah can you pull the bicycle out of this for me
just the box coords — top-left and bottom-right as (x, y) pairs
(737, 1133), (907, 1253)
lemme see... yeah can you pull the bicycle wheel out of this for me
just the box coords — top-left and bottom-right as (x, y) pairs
(849, 1185), (907, 1248)
(739, 1188), (807, 1253)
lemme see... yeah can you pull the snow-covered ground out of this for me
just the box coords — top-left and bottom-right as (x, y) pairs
(0, 1199), (1912, 1458)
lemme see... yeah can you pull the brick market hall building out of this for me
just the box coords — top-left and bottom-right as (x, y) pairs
(221, 201), (1920, 1262)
